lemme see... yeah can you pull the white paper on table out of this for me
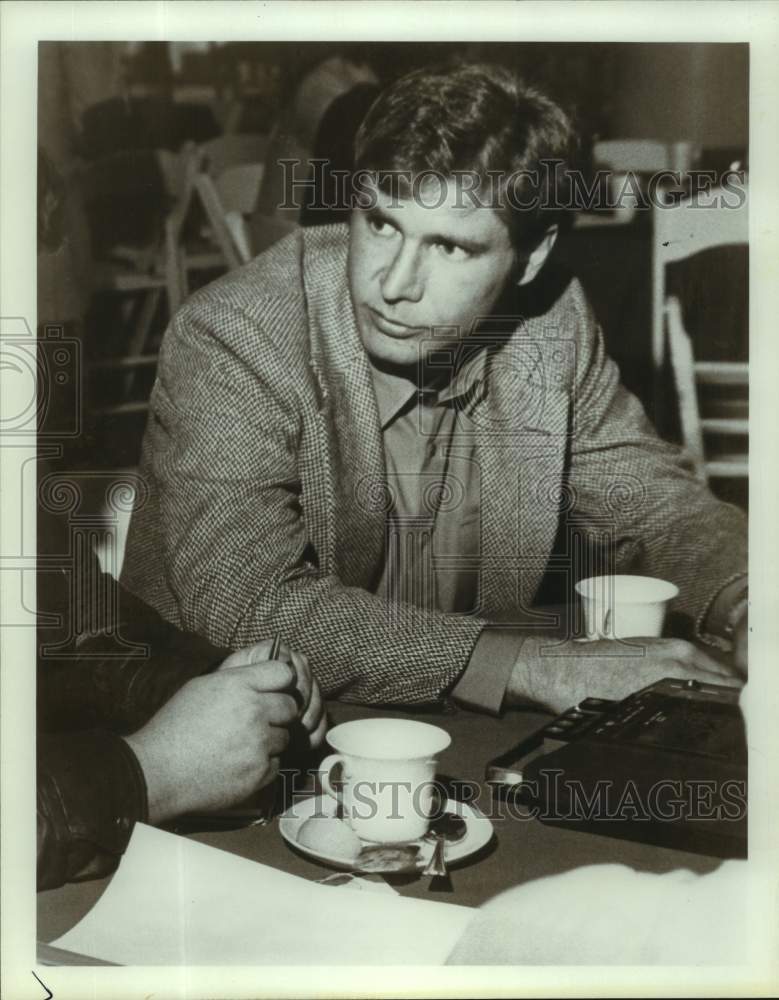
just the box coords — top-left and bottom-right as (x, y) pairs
(52, 824), (474, 966)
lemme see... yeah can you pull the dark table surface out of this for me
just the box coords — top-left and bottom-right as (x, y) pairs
(38, 698), (723, 945)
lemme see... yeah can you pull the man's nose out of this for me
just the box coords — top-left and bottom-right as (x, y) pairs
(380, 241), (423, 303)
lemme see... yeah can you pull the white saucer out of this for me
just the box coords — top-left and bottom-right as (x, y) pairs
(278, 795), (494, 873)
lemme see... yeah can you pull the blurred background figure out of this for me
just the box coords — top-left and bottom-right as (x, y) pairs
(38, 42), (124, 326)
(298, 81), (381, 227)
(253, 48), (380, 241)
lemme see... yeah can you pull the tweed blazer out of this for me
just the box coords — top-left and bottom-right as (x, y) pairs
(121, 224), (747, 704)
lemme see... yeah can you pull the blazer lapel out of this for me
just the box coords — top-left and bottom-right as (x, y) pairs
(304, 239), (386, 589)
(476, 334), (570, 614)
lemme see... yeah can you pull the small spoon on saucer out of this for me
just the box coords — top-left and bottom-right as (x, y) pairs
(422, 812), (467, 888)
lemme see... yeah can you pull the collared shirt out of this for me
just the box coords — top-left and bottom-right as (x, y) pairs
(369, 352), (520, 714)
(371, 355), (485, 616)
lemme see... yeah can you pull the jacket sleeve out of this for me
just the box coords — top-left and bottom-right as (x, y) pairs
(121, 301), (486, 705)
(37, 569), (228, 891)
(37, 730), (147, 892)
(38, 571), (229, 736)
(565, 283), (747, 639)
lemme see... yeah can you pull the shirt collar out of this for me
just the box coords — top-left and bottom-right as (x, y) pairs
(368, 347), (489, 430)
(437, 346), (489, 405)
(369, 364), (417, 429)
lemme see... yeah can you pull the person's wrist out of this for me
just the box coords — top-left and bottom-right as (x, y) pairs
(122, 729), (183, 825)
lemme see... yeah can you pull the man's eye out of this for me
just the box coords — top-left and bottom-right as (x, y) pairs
(368, 218), (395, 238)
(435, 241), (470, 260)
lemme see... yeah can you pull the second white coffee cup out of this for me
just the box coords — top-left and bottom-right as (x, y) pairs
(575, 574), (679, 639)
(318, 718), (451, 844)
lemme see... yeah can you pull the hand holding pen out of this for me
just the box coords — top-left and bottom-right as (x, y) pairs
(171, 632), (328, 830)
(219, 633), (327, 748)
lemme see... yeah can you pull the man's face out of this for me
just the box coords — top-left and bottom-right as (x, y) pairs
(348, 178), (518, 369)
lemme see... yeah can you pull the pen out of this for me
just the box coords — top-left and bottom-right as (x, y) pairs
(269, 632), (283, 660)
(269, 629), (301, 705)
(271, 630), (304, 709)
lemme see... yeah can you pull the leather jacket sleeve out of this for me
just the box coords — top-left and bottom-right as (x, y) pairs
(37, 563), (229, 891)
(38, 566), (228, 735)
(37, 729), (148, 892)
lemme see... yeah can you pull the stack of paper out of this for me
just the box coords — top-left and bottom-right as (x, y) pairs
(53, 824), (474, 965)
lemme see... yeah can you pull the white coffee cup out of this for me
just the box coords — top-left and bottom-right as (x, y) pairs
(575, 574), (679, 640)
(318, 718), (451, 844)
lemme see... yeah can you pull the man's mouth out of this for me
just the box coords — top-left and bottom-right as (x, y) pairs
(367, 307), (425, 339)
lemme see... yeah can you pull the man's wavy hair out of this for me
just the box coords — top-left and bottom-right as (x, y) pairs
(354, 62), (579, 255)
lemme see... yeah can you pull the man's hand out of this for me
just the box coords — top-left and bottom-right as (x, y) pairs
(123, 660), (298, 824)
(507, 635), (743, 715)
(219, 640), (327, 748)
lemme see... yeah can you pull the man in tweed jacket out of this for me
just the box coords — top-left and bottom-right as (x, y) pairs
(122, 64), (747, 714)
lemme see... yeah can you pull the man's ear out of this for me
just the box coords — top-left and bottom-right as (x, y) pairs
(517, 226), (558, 286)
